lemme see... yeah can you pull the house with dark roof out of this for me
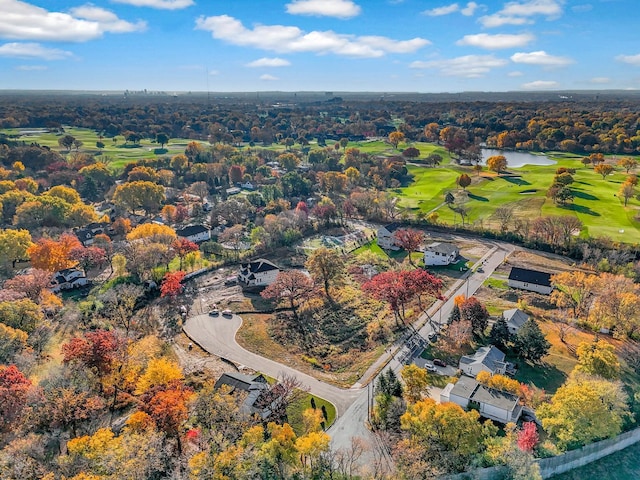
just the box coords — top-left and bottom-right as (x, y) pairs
(424, 242), (459, 266)
(214, 372), (285, 420)
(376, 222), (402, 250)
(502, 308), (530, 335)
(50, 268), (89, 293)
(237, 258), (281, 289)
(74, 222), (109, 246)
(459, 345), (507, 377)
(508, 267), (553, 295)
(176, 224), (211, 243)
(440, 376), (522, 424)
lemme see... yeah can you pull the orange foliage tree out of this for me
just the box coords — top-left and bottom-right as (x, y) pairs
(161, 271), (186, 298)
(27, 233), (82, 272)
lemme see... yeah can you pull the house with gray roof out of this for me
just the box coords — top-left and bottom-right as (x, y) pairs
(440, 376), (522, 424)
(459, 345), (507, 377)
(423, 242), (459, 266)
(376, 223), (402, 250)
(502, 308), (530, 335)
(214, 372), (285, 420)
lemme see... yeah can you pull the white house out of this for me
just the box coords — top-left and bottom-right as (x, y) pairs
(376, 223), (402, 250)
(176, 224), (211, 243)
(237, 258), (281, 289)
(423, 242), (459, 266)
(50, 268), (89, 293)
(440, 376), (522, 424)
(502, 308), (530, 335)
(459, 345), (507, 377)
(508, 267), (553, 295)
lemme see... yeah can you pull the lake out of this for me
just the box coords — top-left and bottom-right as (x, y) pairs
(482, 149), (556, 168)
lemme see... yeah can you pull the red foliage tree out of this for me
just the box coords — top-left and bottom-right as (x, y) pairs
(70, 245), (107, 271)
(62, 330), (123, 382)
(161, 271), (186, 299)
(174, 204), (189, 223)
(171, 238), (199, 270)
(140, 384), (193, 453)
(363, 269), (443, 324)
(0, 364), (31, 430)
(261, 270), (315, 320)
(3, 268), (52, 302)
(459, 296), (490, 334)
(517, 421), (539, 452)
(393, 229), (425, 266)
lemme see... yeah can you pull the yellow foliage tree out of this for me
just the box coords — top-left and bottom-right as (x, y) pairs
(136, 357), (183, 394)
(127, 223), (177, 244)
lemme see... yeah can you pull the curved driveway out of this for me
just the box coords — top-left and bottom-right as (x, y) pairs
(183, 313), (362, 415)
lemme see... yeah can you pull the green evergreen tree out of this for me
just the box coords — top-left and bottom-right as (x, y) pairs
(489, 315), (511, 349)
(514, 319), (550, 362)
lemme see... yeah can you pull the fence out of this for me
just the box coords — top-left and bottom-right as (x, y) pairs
(443, 425), (640, 480)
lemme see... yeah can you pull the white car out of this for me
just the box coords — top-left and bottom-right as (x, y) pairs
(222, 309), (233, 317)
(424, 362), (438, 373)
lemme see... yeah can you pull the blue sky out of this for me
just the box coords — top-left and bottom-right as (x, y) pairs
(0, 0), (638, 92)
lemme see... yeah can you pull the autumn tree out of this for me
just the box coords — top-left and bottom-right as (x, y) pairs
(160, 271), (186, 299)
(537, 373), (630, 450)
(388, 131), (405, 149)
(402, 146), (420, 160)
(112, 181), (165, 215)
(218, 224), (245, 259)
(517, 422), (539, 453)
(70, 246), (107, 271)
(0, 228), (33, 269)
(0, 364), (31, 431)
(305, 247), (345, 302)
(551, 271), (598, 319)
(575, 339), (621, 379)
(401, 364), (429, 403)
(27, 233), (82, 272)
(0, 298), (43, 333)
(618, 156), (637, 173)
(136, 357), (183, 394)
(127, 223), (177, 244)
(588, 153), (605, 167)
(457, 173), (472, 190)
(3, 268), (51, 302)
(100, 283), (144, 336)
(487, 155), (508, 174)
(594, 163), (614, 180)
(0, 323), (28, 364)
(140, 385), (194, 453)
(514, 319), (550, 362)
(171, 238), (199, 270)
(393, 228), (424, 266)
(618, 181), (635, 206)
(261, 270), (314, 320)
(459, 296), (490, 334)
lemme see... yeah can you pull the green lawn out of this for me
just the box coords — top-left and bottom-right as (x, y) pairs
(1, 127), (210, 173)
(287, 393), (337, 436)
(398, 153), (640, 242)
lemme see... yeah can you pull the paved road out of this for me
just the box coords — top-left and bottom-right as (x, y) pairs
(183, 240), (514, 462)
(183, 313), (362, 415)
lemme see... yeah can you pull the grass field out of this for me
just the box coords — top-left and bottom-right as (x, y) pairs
(1, 127), (210, 172)
(399, 152), (640, 242)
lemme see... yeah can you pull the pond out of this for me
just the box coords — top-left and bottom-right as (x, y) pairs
(482, 148), (556, 168)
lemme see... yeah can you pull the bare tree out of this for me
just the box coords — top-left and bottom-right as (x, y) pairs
(493, 206), (514, 232)
(334, 437), (366, 479)
(100, 284), (145, 336)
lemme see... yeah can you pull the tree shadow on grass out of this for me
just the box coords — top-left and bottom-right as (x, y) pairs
(468, 193), (489, 202)
(560, 203), (600, 216)
(514, 359), (568, 392)
(504, 176), (531, 186)
(572, 190), (599, 201)
(154, 148), (168, 155)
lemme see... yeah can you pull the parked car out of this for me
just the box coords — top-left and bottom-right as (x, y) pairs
(433, 358), (447, 367)
(424, 362), (437, 373)
(222, 309), (233, 317)
(224, 276), (237, 286)
(427, 332), (438, 343)
(209, 309), (219, 316)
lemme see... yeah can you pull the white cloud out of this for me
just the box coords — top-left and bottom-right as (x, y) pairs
(423, 2), (478, 16)
(0, 1), (146, 42)
(480, 0), (563, 28)
(508, 70), (524, 76)
(616, 54), (640, 66)
(260, 74), (279, 81)
(522, 80), (559, 89)
(111, 0), (194, 9)
(410, 54), (507, 77)
(461, 2), (479, 15)
(510, 50), (572, 66)
(209, 69), (219, 76)
(423, 3), (459, 16)
(0, 42), (73, 60)
(589, 77), (610, 84)
(15, 64), (47, 70)
(246, 57), (291, 67)
(195, 15), (429, 58)
(572, 4), (592, 13)
(286, 0), (361, 18)
(456, 33), (534, 49)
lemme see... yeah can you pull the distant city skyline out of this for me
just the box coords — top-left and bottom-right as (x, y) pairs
(1, 0), (638, 92)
